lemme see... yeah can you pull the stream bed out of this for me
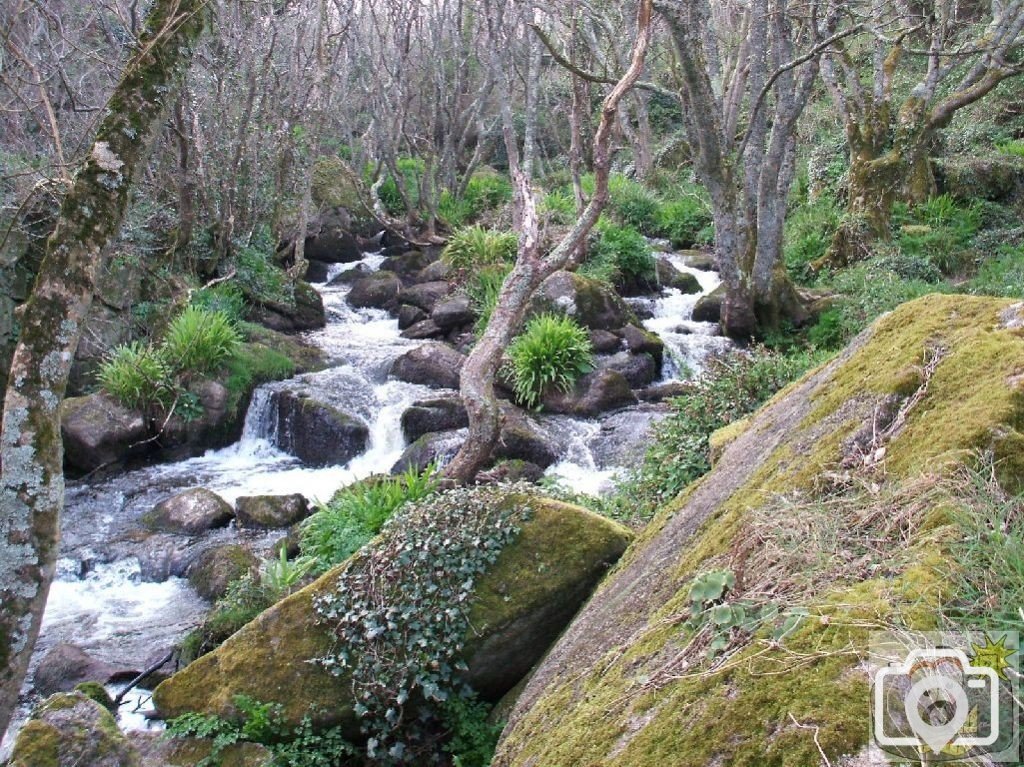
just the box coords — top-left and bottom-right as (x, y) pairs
(1, 247), (727, 755)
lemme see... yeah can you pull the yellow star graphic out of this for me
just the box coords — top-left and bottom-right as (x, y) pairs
(970, 634), (1017, 680)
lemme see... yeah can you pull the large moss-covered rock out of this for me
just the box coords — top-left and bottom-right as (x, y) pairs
(61, 393), (148, 473)
(494, 295), (1024, 767)
(153, 491), (633, 732)
(528, 271), (637, 331)
(134, 733), (273, 767)
(9, 692), (139, 767)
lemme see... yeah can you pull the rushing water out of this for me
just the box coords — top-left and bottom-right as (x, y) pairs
(0, 247), (729, 756)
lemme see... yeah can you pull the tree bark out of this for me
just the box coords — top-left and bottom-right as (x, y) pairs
(443, 0), (653, 485)
(0, 0), (208, 743)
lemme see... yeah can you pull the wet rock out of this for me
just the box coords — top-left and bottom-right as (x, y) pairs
(639, 381), (690, 402)
(398, 281), (451, 313)
(389, 342), (465, 389)
(599, 351), (659, 388)
(692, 283), (725, 324)
(416, 260), (451, 283)
(542, 369), (637, 417)
(303, 259), (333, 283)
(529, 271), (637, 332)
(398, 304), (427, 329)
(391, 430), (465, 473)
(676, 249), (718, 271)
(187, 545), (258, 601)
(380, 250), (434, 278)
(495, 410), (559, 468)
(135, 533), (195, 582)
(589, 329), (622, 354)
(620, 324), (665, 365)
(9, 692), (139, 767)
(347, 270), (402, 310)
(273, 390), (369, 467)
(303, 220), (362, 264)
(161, 380), (232, 454)
(588, 408), (669, 469)
(61, 393), (148, 474)
(143, 488), (234, 536)
(401, 398), (469, 442)
(247, 280), (326, 332)
(401, 319), (445, 340)
(327, 263), (369, 285)
(153, 489), (633, 730)
(33, 644), (122, 697)
(235, 494), (310, 529)
(431, 294), (475, 330)
(656, 257), (702, 293)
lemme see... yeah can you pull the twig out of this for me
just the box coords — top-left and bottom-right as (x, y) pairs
(112, 650), (174, 709)
(788, 712), (832, 766)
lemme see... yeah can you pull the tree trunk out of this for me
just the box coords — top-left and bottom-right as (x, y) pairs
(0, 0), (208, 743)
(444, 0), (653, 484)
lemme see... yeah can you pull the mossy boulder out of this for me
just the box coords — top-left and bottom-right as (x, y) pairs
(389, 342), (465, 389)
(33, 643), (121, 697)
(655, 256), (702, 293)
(9, 692), (139, 767)
(247, 280), (325, 332)
(691, 281), (724, 323)
(934, 153), (1024, 202)
(133, 733), (272, 766)
(494, 295), (1024, 767)
(346, 270), (402, 310)
(234, 494), (310, 529)
(153, 491), (633, 733)
(187, 544), (258, 601)
(541, 368), (637, 416)
(271, 390), (369, 467)
(528, 271), (638, 332)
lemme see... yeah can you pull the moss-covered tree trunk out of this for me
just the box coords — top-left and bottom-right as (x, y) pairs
(0, 0), (208, 743)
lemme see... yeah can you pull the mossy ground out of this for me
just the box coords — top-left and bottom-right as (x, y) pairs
(495, 295), (1024, 767)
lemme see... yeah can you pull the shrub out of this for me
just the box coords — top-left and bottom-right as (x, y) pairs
(441, 225), (518, 271)
(603, 347), (826, 523)
(588, 221), (656, 288)
(466, 265), (511, 336)
(609, 174), (661, 234)
(463, 168), (512, 211)
(96, 341), (173, 411)
(235, 239), (291, 305)
(160, 305), (242, 377)
(299, 467), (438, 572)
(375, 156), (425, 216)
(656, 192), (713, 248)
(539, 190), (577, 224)
(505, 314), (594, 409)
(893, 194), (982, 275)
(437, 191), (475, 229)
(783, 195), (842, 282)
(969, 245), (1024, 298)
(192, 283), (246, 322)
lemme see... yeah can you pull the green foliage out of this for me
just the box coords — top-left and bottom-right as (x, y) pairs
(260, 548), (316, 597)
(179, 574), (275, 664)
(166, 694), (356, 767)
(442, 693), (503, 767)
(312, 484), (531, 764)
(438, 170), (513, 228)
(441, 225), (518, 272)
(466, 265), (511, 336)
(299, 467), (438, 572)
(783, 195), (842, 283)
(655, 189), (714, 249)
(603, 347), (824, 523)
(97, 341), (173, 411)
(944, 460), (1024, 633)
(539, 190), (576, 224)
(893, 194), (982, 275)
(375, 157), (424, 216)
(585, 221), (656, 288)
(235, 237), (292, 305)
(505, 314), (594, 409)
(224, 342), (296, 412)
(969, 245), (1024, 298)
(160, 306), (242, 377)
(192, 284), (246, 323)
(996, 138), (1024, 158)
(437, 192), (476, 229)
(608, 174), (661, 234)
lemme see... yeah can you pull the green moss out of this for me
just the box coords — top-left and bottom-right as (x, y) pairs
(74, 681), (115, 710)
(8, 720), (60, 767)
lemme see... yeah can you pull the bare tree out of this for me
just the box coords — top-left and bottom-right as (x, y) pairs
(822, 0), (1024, 265)
(0, 0), (208, 742)
(444, 0), (654, 484)
(655, 0), (850, 338)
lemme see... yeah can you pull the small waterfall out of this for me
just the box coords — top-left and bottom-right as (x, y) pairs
(240, 386), (279, 443)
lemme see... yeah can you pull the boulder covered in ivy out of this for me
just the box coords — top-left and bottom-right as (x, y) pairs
(152, 486), (633, 742)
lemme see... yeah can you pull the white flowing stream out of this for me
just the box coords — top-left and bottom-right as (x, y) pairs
(1, 247), (727, 756)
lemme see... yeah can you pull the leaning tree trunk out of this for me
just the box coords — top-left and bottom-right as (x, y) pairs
(0, 0), (208, 743)
(443, 0), (653, 485)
